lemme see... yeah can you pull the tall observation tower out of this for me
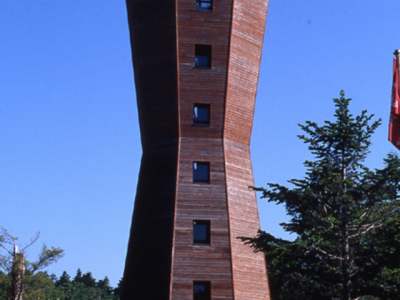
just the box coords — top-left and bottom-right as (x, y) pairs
(122, 0), (270, 298)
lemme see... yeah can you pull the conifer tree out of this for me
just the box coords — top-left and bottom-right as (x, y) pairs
(73, 269), (83, 283)
(56, 271), (71, 286)
(242, 91), (400, 300)
(52, 270), (120, 299)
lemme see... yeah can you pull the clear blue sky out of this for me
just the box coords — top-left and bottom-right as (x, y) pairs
(0, 0), (398, 287)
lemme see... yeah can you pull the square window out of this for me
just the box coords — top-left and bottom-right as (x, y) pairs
(193, 104), (210, 125)
(195, 45), (211, 68)
(193, 220), (210, 244)
(193, 281), (211, 300)
(196, 0), (212, 11)
(193, 162), (210, 183)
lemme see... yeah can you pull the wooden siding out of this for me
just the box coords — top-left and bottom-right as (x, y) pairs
(224, 0), (270, 298)
(123, 0), (270, 298)
(122, 0), (179, 299)
(169, 0), (235, 298)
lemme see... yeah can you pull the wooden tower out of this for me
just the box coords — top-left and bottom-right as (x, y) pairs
(122, 0), (270, 298)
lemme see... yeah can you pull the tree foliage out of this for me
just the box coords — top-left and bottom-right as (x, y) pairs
(51, 269), (120, 300)
(0, 229), (122, 299)
(0, 228), (64, 300)
(241, 91), (400, 300)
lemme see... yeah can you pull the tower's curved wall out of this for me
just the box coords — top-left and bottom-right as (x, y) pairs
(224, 0), (270, 298)
(123, 0), (270, 298)
(123, 0), (179, 298)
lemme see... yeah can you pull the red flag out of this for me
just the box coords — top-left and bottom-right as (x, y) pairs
(391, 57), (400, 115)
(389, 55), (400, 149)
(389, 115), (400, 149)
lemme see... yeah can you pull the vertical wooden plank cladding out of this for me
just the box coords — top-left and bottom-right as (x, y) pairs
(122, 0), (179, 299)
(123, 0), (271, 297)
(224, 0), (270, 299)
(170, 0), (235, 297)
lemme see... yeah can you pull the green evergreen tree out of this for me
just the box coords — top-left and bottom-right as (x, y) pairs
(81, 272), (96, 288)
(73, 269), (83, 283)
(56, 271), (71, 286)
(97, 276), (113, 295)
(112, 277), (123, 297)
(242, 91), (400, 300)
(52, 270), (120, 300)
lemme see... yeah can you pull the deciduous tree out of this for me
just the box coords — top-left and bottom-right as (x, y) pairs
(0, 228), (64, 300)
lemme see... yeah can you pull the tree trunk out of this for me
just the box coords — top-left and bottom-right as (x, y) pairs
(342, 225), (351, 300)
(12, 249), (25, 300)
(341, 153), (351, 300)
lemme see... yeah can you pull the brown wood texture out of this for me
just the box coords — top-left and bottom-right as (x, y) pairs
(123, 0), (270, 298)
(122, 0), (179, 299)
(169, 0), (235, 298)
(224, 0), (270, 298)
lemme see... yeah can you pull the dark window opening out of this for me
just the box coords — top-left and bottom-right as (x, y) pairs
(196, 0), (212, 11)
(193, 104), (210, 125)
(193, 162), (210, 183)
(193, 220), (210, 244)
(193, 281), (211, 300)
(195, 45), (211, 68)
